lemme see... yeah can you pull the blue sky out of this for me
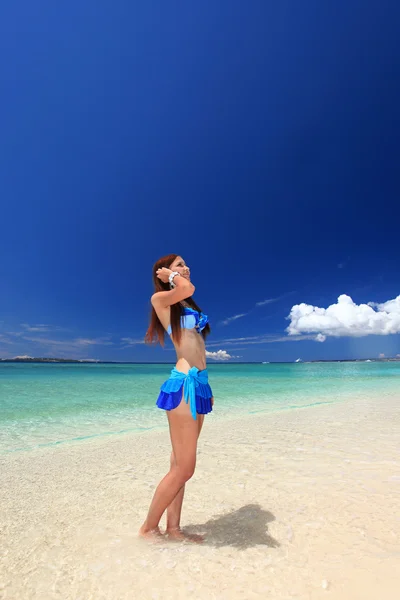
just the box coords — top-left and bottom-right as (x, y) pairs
(1, 1), (399, 362)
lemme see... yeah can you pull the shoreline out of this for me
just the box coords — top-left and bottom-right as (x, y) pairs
(1, 393), (400, 599)
(2, 386), (397, 457)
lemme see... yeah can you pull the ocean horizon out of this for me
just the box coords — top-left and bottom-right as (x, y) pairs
(2, 358), (399, 364)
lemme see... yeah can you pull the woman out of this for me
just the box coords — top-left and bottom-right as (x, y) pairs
(139, 253), (213, 542)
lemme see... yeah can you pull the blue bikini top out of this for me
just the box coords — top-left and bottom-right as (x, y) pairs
(167, 306), (209, 336)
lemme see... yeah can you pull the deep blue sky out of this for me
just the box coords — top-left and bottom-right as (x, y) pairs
(1, 1), (399, 362)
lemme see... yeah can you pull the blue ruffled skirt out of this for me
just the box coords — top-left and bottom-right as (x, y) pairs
(156, 366), (213, 417)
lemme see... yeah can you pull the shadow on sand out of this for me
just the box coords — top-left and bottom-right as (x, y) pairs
(185, 503), (280, 549)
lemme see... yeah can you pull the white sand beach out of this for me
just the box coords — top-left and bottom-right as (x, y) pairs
(1, 393), (399, 600)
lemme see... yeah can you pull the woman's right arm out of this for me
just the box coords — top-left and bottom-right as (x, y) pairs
(151, 276), (195, 308)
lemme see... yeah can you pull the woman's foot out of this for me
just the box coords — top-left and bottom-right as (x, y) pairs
(165, 527), (204, 543)
(138, 524), (164, 542)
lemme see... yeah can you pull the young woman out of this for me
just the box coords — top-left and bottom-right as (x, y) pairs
(139, 253), (213, 542)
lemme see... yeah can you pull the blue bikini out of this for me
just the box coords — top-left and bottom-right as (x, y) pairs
(166, 306), (209, 336)
(156, 306), (213, 420)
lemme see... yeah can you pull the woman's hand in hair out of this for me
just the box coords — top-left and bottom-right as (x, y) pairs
(156, 267), (173, 283)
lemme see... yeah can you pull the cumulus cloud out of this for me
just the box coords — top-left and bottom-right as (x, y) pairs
(315, 333), (327, 342)
(205, 349), (236, 361)
(287, 294), (400, 340)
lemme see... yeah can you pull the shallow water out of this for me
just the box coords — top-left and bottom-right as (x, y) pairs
(1, 361), (399, 453)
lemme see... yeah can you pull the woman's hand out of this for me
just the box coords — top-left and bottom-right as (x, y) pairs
(156, 267), (174, 283)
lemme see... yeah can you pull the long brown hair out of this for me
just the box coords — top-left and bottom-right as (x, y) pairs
(144, 253), (211, 347)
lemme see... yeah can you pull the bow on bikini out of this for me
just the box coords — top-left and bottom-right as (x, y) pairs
(169, 366), (208, 420)
(182, 307), (209, 332)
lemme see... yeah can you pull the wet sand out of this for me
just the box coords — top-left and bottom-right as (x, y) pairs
(1, 393), (399, 599)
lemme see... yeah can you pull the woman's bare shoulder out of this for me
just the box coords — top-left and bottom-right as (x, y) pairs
(150, 296), (170, 329)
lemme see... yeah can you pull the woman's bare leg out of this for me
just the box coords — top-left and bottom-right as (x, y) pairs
(165, 414), (204, 540)
(139, 398), (200, 539)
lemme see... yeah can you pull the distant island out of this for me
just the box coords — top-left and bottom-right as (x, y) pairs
(0, 356), (101, 363)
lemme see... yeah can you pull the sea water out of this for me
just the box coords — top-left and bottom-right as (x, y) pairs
(0, 361), (399, 454)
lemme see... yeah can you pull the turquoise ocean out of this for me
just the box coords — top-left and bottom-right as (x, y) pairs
(1, 361), (399, 455)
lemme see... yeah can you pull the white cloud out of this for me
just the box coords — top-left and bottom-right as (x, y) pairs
(315, 333), (326, 342)
(20, 323), (68, 332)
(1, 326), (113, 359)
(74, 337), (113, 346)
(255, 291), (295, 307)
(287, 294), (400, 341)
(219, 292), (295, 326)
(206, 334), (315, 348)
(120, 337), (145, 346)
(20, 323), (51, 332)
(205, 349), (236, 361)
(219, 313), (247, 326)
(21, 335), (113, 347)
(255, 298), (279, 307)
